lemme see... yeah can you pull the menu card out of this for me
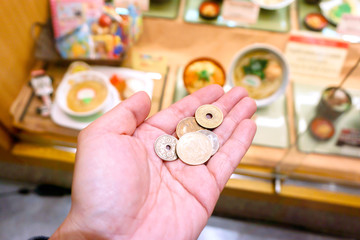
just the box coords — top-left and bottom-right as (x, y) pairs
(285, 33), (349, 79)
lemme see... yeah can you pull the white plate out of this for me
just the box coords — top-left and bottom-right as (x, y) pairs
(320, 0), (360, 25)
(51, 66), (154, 130)
(251, 0), (294, 10)
(91, 66), (154, 98)
(51, 86), (120, 130)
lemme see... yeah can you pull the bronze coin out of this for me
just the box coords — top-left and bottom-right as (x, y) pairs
(176, 117), (205, 138)
(154, 135), (178, 161)
(195, 104), (223, 129)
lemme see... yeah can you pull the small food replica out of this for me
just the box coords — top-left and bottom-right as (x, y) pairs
(154, 104), (223, 165)
(310, 117), (335, 140)
(183, 58), (226, 94)
(56, 71), (111, 117)
(199, 1), (221, 20)
(67, 80), (108, 113)
(229, 44), (289, 107)
(317, 87), (352, 120)
(304, 13), (328, 31)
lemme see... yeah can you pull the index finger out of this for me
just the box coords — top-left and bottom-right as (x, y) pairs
(145, 85), (224, 134)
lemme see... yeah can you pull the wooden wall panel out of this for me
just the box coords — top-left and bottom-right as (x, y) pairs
(0, 0), (48, 130)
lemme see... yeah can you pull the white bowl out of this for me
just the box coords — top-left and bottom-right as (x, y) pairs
(251, 0), (294, 10)
(228, 43), (290, 108)
(56, 70), (112, 117)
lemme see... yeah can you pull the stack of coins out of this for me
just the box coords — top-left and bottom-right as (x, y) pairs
(154, 104), (223, 165)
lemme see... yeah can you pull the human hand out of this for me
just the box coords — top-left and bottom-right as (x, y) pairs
(51, 85), (257, 240)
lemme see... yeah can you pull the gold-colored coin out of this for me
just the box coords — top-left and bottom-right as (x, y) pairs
(195, 104), (223, 129)
(197, 130), (219, 155)
(176, 117), (205, 138)
(154, 135), (178, 161)
(176, 132), (212, 165)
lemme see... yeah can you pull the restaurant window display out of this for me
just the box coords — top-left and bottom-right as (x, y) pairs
(1, 0), (360, 238)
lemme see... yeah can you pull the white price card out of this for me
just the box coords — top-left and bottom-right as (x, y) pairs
(337, 14), (360, 37)
(222, 0), (260, 25)
(285, 34), (349, 79)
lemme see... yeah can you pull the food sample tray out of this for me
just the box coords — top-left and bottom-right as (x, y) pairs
(143, 0), (181, 19)
(183, 0), (291, 33)
(297, 0), (337, 33)
(174, 67), (290, 148)
(294, 82), (360, 158)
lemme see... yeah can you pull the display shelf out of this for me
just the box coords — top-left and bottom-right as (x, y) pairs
(10, 61), (167, 144)
(294, 82), (360, 158)
(184, 0), (291, 32)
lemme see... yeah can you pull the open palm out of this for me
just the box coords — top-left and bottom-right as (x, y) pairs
(52, 85), (256, 240)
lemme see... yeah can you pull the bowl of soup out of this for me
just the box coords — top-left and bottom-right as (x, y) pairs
(56, 70), (111, 117)
(183, 58), (226, 94)
(229, 44), (289, 108)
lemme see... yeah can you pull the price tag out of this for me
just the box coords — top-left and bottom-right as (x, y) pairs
(337, 14), (360, 37)
(285, 33), (349, 79)
(222, 0), (260, 25)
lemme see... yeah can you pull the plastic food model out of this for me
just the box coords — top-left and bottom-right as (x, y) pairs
(232, 51), (283, 100)
(183, 58), (226, 94)
(67, 79), (108, 113)
(317, 87), (352, 120)
(199, 1), (220, 20)
(304, 13), (328, 31)
(310, 117), (335, 140)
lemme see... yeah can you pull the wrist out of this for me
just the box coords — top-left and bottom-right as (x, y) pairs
(50, 216), (87, 240)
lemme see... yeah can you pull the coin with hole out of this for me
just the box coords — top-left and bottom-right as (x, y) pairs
(176, 117), (205, 138)
(195, 104), (223, 129)
(176, 132), (212, 165)
(154, 135), (178, 161)
(197, 129), (219, 155)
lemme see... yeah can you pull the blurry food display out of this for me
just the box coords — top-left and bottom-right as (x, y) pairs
(56, 71), (111, 117)
(304, 13), (328, 31)
(320, 0), (360, 25)
(183, 58), (226, 94)
(199, 1), (220, 19)
(67, 79), (108, 113)
(229, 44), (289, 107)
(310, 117), (335, 140)
(317, 87), (352, 120)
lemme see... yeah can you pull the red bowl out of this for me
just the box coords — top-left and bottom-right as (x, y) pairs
(199, 1), (220, 20)
(304, 13), (328, 31)
(310, 117), (335, 141)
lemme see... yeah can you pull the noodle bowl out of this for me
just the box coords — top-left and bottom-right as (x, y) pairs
(229, 44), (289, 107)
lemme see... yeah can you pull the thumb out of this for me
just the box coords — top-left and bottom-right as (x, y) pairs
(88, 91), (151, 135)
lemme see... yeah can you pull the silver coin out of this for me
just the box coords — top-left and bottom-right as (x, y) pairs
(197, 130), (219, 155)
(154, 135), (178, 161)
(176, 132), (212, 165)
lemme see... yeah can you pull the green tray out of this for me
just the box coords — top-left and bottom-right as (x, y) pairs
(297, 0), (340, 36)
(143, 0), (181, 19)
(294, 82), (360, 158)
(174, 67), (289, 148)
(183, 0), (291, 33)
